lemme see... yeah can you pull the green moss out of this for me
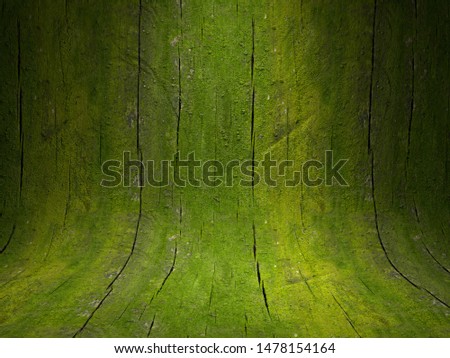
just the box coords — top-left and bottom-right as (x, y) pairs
(0, 0), (448, 337)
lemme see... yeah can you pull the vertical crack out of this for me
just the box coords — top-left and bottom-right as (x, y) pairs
(244, 312), (248, 337)
(297, 266), (314, 296)
(256, 261), (261, 286)
(250, 18), (256, 202)
(365, 0), (448, 309)
(64, 0), (69, 30)
(252, 223), (271, 319)
(155, 241), (178, 296)
(208, 263), (216, 310)
(54, 102), (58, 167)
(252, 221), (257, 261)
(105, 0), (144, 291)
(73, 1), (144, 336)
(251, 18), (255, 85)
(63, 162), (71, 227)
(176, 1), (183, 163)
(58, 33), (66, 87)
(18, 18), (24, 201)
(146, 314), (156, 337)
(176, 45), (182, 158)
(261, 280), (271, 318)
(367, 0), (377, 154)
(19, 89), (24, 200)
(285, 106), (289, 160)
(405, 0), (417, 183)
(299, 183), (306, 232)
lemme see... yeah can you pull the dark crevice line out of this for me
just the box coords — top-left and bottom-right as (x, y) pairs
(64, 0), (69, 30)
(365, 0), (448, 309)
(73, 2), (144, 336)
(251, 18), (255, 85)
(19, 89), (24, 200)
(99, 116), (102, 166)
(250, 88), (256, 201)
(0, 224), (16, 254)
(0, 270), (25, 289)
(285, 106), (289, 160)
(298, 266), (314, 296)
(155, 242), (177, 297)
(63, 163), (71, 227)
(256, 261), (261, 286)
(17, 18), (20, 86)
(412, 198), (450, 274)
(358, 277), (375, 295)
(117, 301), (131, 321)
(405, 0), (417, 183)
(261, 280), (271, 319)
(136, 0), (142, 154)
(214, 90), (218, 162)
(412, 196), (420, 224)
(54, 103), (58, 167)
(58, 33), (66, 87)
(422, 243), (450, 275)
(44, 228), (56, 261)
(252, 221), (257, 260)
(146, 314), (156, 337)
(294, 231), (307, 261)
(176, 45), (182, 157)
(17, 19), (23, 200)
(331, 293), (361, 338)
(49, 277), (70, 295)
(73, 288), (112, 337)
(105, 0), (144, 290)
(179, 196), (182, 239)
(367, 0), (377, 154)
(250, 19), (256, 201)
(371, 154), (449, 308)
(252, 224), (270, 319)
(176, 1), (182, 161)
(208, 263), (216, 309)
(244, 313), (248, 337)
(299, 183), (306, 232)
(138, 303), (148, 320)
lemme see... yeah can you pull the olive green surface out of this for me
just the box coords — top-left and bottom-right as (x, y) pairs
(0, 0), (449, 337)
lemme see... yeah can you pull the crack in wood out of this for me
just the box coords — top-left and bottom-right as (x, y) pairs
(147, 314), (156, 337)
(371, 154), (449, 308)
(405, 0), (417, 184)
(367, 0), (377, 154)
(0, 224), (15, 254)
(331, 293), (361, 337)
(73, 288), (112, 337)
(72, 1), (145, 336)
